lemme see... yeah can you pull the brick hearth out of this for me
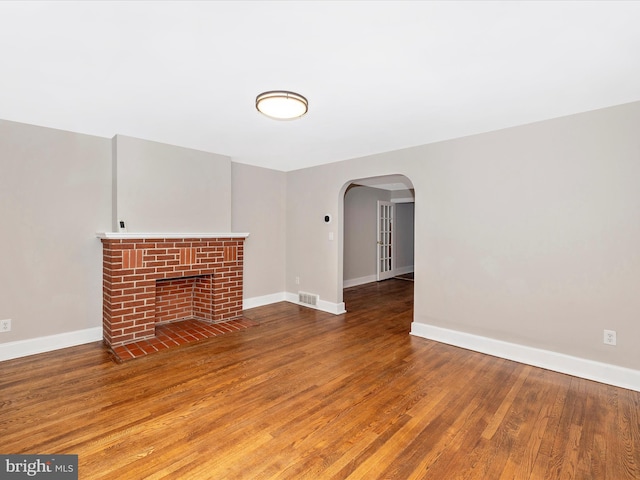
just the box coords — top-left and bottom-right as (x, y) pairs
(98, 234), (248, 355)
(110, 317), (257, 362)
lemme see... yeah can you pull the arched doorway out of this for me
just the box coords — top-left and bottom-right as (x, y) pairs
(338, 174), (415, 308)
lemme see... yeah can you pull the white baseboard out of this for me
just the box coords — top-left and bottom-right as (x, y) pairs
(410, 322), (640, 392)
(243, 292), (287, 310)
(284, 292), (347, 315)
(244, 291), (346, 315)
(0, 327), (103, 362)
(318, 299), (347, 315)
(394, 265), (414, 276)
(343, 275), (377, 288)
(344, 267), (414, 289)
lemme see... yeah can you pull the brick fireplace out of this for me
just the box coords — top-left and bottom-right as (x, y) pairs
(98, 233), (249, 349)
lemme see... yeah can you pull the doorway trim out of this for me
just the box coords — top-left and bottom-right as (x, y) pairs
(376, 200), (395, 281)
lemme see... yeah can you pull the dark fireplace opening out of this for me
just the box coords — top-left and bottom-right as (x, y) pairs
(155, 275), (214, 325)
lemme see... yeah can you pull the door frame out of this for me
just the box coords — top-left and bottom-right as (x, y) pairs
(376, 200), (395, 281)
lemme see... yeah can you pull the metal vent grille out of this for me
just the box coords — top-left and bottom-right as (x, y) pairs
(298, 292), (319, 306)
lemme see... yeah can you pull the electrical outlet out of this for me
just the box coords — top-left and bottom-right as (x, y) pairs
(295, 276), (300, 285)
(0, 319), (11, 333)
(603, 329), (616, 346)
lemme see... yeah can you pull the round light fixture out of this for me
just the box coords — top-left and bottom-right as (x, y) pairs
(256, 90), (308, 120)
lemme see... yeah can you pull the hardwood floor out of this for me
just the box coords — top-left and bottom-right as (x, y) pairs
(1, 279), (639, 479)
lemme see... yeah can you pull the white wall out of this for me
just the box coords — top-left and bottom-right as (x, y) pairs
(285, 101), (640, 372)
(0, 120), (111, 344)
(231, 163), (286, 302)
(113, 135), (231, 233)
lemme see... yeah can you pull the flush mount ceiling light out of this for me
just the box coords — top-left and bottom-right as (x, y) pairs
(255, 90), (308, 120)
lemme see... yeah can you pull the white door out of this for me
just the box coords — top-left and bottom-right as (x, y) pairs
(377, 201), (395, 281)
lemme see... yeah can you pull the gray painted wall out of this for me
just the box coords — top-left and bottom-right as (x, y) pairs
(113, 135), (231, 233)
(0, 120), (111, 342)
(232, 162), (286, 300)
(395, 202), (415, 270)
(343, 185), (390, 282)
(286, 101), (640, 371)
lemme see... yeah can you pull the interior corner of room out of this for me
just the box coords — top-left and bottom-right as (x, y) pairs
(2, 100), (640, 391)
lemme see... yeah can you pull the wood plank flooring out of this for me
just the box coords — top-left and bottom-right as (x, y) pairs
(1, 279), (639, 479)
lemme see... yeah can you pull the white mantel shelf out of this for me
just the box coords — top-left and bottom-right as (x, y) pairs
(96, 232), (250, 240)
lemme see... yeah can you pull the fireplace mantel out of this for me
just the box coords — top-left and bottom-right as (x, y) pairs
(96, 232), (250, 240)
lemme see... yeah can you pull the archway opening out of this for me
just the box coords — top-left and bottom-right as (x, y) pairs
(338, 174), (415, 309)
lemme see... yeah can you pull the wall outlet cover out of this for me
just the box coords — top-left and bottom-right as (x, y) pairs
(0, 319), (11, 332)
(603, 329), (617, 346)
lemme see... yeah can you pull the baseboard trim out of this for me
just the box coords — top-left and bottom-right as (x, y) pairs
(243, 292), (287, 310)
(394, 265), (414, 276)
(343, 275), (377, 288)
(317, 299), (347, 315)
(245, 292), (347, 315)
(410, 322), (640, 392)
(344, 266), (414, 288)
(0, 327), (103, 362)
(284, 292), (347, 315)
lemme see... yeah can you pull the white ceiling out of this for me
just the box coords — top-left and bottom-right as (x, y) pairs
(1, 1), (640, 172)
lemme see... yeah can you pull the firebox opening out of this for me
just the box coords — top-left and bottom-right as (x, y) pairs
(155, 275), (214, 325)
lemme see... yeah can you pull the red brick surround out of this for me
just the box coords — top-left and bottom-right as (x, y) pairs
(100, 236), (245, 347)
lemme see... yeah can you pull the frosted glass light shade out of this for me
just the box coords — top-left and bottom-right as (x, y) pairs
(256, 91), (308, 120)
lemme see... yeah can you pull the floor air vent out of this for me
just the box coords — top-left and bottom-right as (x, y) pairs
(298, 292), (319, 306)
